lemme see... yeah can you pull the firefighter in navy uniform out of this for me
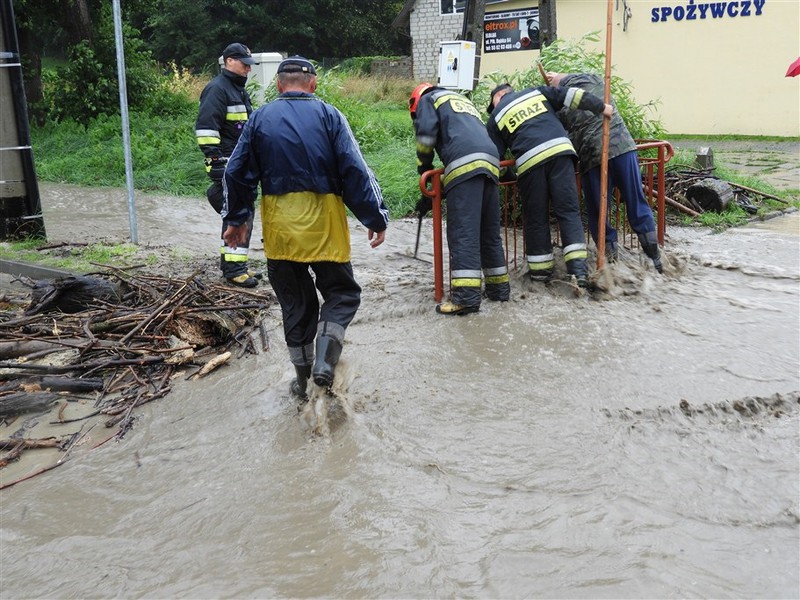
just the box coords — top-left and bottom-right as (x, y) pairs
(410, 83), (510, 315)
(195, 42), (259, 288)
(486, 83), (612, 287)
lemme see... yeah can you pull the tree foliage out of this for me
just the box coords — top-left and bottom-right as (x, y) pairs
(141, 0), (410, 72)
(42, 5), (167, 125)
(473, 32), (665, 140)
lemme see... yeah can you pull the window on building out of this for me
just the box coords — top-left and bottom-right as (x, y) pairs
(441, 0), (466, 15)
(441, 0), (504, 16)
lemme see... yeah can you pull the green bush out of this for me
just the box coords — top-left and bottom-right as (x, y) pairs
(474, 32), (665, 140)
(43, 5), (167, 125)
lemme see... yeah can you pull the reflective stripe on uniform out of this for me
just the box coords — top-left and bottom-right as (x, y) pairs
(452, 269), (482, 279)
(432, 92), (462, 108)
(485, 272), (510, 284)
(565, 87), (585, 110)
(563, 243), (588, 262)
(442, 152), (500, 187)
(452, 277), (482, 288)
(527, 252), (555, 271)
(483, 265), (508, 276)
(451, 269), (482, 288)
(492, 89), (544, 124)
(226, 105), (249, 121)
(220, 245), (249, 262)
(483, 265), (509, 284)
(516, 137), (574, 176)
(196, 128), (221, 145)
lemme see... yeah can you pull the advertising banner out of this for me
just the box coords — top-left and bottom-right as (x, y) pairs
(484, 8), (540, 53)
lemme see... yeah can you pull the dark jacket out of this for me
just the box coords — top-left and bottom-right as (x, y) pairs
(557, 73), (637, 174)
(486, 85), (606, 177)
(414, 88), (500, 192)
(195, 69), (252, 161)
(223, 91), (388, 263)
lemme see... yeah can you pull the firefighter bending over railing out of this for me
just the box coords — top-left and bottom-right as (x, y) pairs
(486, 82), (613, 288)
(409, 83), (510, 315)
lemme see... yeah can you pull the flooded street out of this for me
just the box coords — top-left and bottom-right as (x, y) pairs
(1, 185), (799, 598)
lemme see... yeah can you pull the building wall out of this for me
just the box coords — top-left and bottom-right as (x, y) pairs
(406, 0), (800, 136)
(409, 1), (464, 81)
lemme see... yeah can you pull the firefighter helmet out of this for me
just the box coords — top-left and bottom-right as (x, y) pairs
(409, 83), (433, 118)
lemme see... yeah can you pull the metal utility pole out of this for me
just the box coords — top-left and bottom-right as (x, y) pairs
(112, 0), (138, 243)
(0, 0), (45, 240)
(460, 0), (486, 89)
(538, 0), (558, 46)
(596, 0), (614, 269)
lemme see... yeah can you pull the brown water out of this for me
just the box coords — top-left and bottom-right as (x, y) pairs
(1, 185), (799, 598)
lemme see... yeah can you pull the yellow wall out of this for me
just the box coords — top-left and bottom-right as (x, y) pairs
(479, 0), (800, 136)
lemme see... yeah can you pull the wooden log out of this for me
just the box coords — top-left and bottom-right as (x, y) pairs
(0, 437), (63, 450)
(0, 340), (61, 359)
(192, 351), (232, 380)
(0, 375), (103, 393)
(665, 195), (702, 217)
(0, 391), (61, 418)
(25, 276), (121, 316)
(686, 178), (734, 213)
(728, 181), (789, 204)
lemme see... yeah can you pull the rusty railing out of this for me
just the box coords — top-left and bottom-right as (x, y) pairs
(419, 140), (674, 302)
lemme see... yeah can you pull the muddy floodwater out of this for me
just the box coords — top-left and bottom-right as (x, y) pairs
(1, 185), (799, 598)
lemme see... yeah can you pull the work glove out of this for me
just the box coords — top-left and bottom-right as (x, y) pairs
(205, 157), (227, 181)
(499, 167), (517, 184)
(415, 195), (432, 217)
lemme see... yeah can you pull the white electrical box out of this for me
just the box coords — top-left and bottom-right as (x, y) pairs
(437, 41), (476, 91)
(217, 51), (284, 104)
(247, 52), (283, 104)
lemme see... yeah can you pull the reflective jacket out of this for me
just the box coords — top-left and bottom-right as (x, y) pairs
(414, 88), (500, 192)
(486, 85), (606, 177)
(223, 91), (389, 263)
(195, 69), (252, 161)
(557, 73), (637, 174)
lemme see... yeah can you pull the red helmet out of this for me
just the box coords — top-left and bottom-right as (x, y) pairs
(409, 82), (433, 118)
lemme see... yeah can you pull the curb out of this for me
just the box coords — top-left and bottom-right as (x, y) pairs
(0, 259), (75, 280)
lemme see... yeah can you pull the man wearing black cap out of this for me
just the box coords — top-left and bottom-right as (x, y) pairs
(486, 82), (612, 288)
(222, 56), (389, 399)
(195, 42), (259, 288)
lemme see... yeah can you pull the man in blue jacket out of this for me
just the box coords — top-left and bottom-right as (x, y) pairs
(222, 56), (389, 398)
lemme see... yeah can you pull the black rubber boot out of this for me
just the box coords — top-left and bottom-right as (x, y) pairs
(605, 241), (619, 263)
(290, 364), (312, 399)
(566, 258), (589, 288)
(638, 233), (663, 273)
(312, 335), (342, 389)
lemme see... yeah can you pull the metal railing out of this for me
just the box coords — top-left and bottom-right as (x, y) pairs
(419, 140), (674, 302)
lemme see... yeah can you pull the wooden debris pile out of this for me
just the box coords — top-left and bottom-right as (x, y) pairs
(663, 165), (789, 218)
(0, 269), (272, 479)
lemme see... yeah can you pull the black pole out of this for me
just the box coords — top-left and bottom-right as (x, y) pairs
(539, 0), (558, 47)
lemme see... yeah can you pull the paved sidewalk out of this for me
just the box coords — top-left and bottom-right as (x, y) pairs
(667, 139), (800, 191)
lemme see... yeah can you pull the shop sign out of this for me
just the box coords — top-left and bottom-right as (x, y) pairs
(651, 0), (766, 22)
(484, 8), (540, 53)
